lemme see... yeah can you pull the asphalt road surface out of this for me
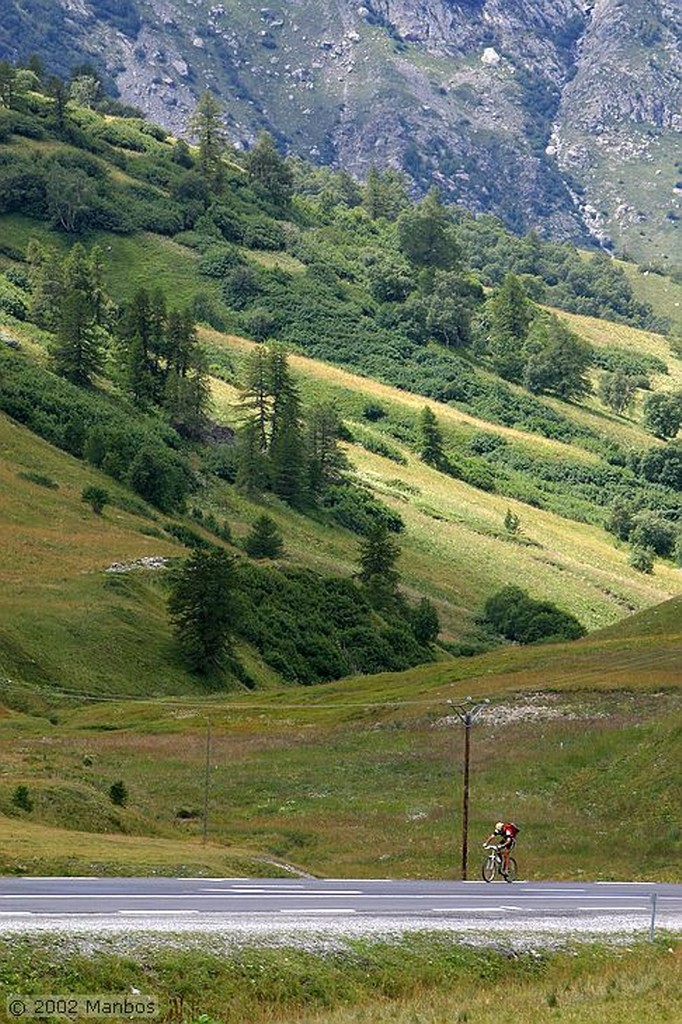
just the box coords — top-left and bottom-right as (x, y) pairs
(1, 877), (680, 937)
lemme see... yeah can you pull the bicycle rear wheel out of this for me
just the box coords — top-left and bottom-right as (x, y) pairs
(481, 855), (496, 882)
(505, 857), (517, 882)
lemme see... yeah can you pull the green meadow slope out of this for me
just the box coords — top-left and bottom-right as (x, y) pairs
(0, 94), (680, 882)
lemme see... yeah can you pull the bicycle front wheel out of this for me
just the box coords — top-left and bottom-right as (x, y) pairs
(481, 855), (496, 883)
(505, 857), (517, 882)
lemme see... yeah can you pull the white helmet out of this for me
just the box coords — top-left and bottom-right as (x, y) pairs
(495, 821), (504, 831)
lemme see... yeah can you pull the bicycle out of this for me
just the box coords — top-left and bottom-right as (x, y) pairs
(481, 843), (517, 882)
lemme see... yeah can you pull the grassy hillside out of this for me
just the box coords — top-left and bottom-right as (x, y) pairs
(0, 90), (680, 885)
(1, 598), (680, 880)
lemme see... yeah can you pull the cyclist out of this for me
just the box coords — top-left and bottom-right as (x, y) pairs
(483, 820), (519, 876)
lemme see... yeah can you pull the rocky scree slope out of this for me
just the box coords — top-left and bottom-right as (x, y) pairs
(0, 0), (679, 257)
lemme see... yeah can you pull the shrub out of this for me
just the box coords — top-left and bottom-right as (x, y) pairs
(12, 784), (33, 812)
(17, 471), (59, 489)
(199, 245), (243, 278)
(629, 512), (677, 557)
(362, 402), (388, 422)
(109, 780), (128, 807)
(629, 546), (654, 574)
(321, 482), (404, 535)
(0, 276), (28, 319)
(482, 585), (585, 643)
(81, 485), (110, 514)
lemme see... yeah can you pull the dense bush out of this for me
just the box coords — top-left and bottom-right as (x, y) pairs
(0, 350), (191, 511)
(320, 482), (404, 535)
(482, 585), (586, 644)
(236, 564), (429, 683)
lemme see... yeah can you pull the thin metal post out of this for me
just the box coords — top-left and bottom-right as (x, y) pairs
(202, 718), (211, 845)
(461, 713), (471, 880)
(649, 891), (657, 942)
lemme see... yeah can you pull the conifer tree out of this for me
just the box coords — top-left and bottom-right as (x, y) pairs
(26, 240), (63, 330)
(419, 406), (446, 468)
(268, 345), (301, 447)
(307, 402), (347, 494)
(189, 91), (227, 191)
(235, 416), (270, 495)
(244, 514), (284, 559)
(168, 548), (237, 674)
(358, 524), (401, 606)
(487, 273), (533, 382)
(270, 411), (307, 507)
(244, 131), (293, 207)
(52, 289), (104, 386)
(51, 246), (109, 387)
(397, 187), (459, 270)
(239, 347), (271, 452)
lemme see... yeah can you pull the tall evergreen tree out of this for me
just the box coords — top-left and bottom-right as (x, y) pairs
(268, 344), (301, 447)
(52, 290), (103, 386)
(270, 411), (307, 507)
(240, 347), (272, 449)
(168, 548), (237, 674)
(51, 244), (109, 386)
(486, 273), (533, 382)
(419, 406), (446, 468)
(397, 187), (459, 271)
(522, 316), (592, 399)
(307, 402), (347, 494)
(26, 240), (63, 330)
(244, 514), (284, 559)
(358, 524), (401, 605)
(235, 416), (270, 495)
(244, 131), (293, 208)
(189, 91), (227, 190)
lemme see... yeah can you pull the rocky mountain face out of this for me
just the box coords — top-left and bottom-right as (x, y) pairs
(2, 0), (680, 258)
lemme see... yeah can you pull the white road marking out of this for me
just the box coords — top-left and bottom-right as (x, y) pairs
(278, 909), (353, 915)
(201, 887), (358, 894)
(117, 910), (200, 916)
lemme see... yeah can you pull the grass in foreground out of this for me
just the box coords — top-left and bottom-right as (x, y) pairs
(0, 937), (678, 1024)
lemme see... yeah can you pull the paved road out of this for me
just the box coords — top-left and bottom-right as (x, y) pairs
(1, 877), (680, 936)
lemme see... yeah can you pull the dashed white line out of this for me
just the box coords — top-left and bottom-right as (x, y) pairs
(117, 910), (200, 916)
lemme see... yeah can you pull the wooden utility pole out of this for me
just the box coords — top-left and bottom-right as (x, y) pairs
(449, 699), (489, 880)
(202, 718), (211, 845)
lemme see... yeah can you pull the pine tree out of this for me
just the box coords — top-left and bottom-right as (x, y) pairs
(307, 402), (347, 494)
(26, 240), (63, 330)
(397, 187), (459, 270)
(120, 290), (156, 405)
(245, 132), (293, 207)
(419, 406), (446, 468)
(244, 514), (284, 559)
(168, 548), (237, 674)
(189, 91), (227, 191)
(270, 411), (307, 507)
(358, 524), (401, 605)
(487, 274), (533, 382)
(235, 416), (270, 495)
(268, 345), (301, 447)
(240, 347), (272, 452)
(52, 289), (104, 386)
